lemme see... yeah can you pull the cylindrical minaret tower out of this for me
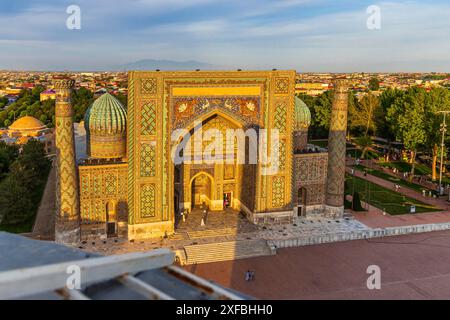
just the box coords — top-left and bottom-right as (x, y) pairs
(293, 96), (311, 152)
(54, 77), (80, 244)
(325, 79), (349, 218)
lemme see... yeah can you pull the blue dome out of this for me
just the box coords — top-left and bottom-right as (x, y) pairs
(294, 96), (311, 130)
(84, 93), (126, 134)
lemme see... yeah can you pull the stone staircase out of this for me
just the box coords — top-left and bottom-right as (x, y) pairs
(187, 227), (238, 239)
(183, 239), (274, 265)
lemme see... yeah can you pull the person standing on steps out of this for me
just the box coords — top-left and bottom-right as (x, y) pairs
(201, 201), (208, 225)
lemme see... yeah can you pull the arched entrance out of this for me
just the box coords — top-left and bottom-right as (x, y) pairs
(297, 187), (307, 217)
(190, 172), (213, 209)
(172, 111), (252, 213)
(106, 200), (117, 237)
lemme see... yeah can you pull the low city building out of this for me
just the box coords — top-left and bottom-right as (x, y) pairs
(40, 89), (56, 101)
(295, 82), (330, 96)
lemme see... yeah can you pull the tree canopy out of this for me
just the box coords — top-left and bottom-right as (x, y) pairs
(0, 87), (104, 127)
(368, 77), (380, 91)
(0, 140), (51, 228)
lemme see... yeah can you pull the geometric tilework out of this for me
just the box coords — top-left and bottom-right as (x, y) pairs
(326, 82), (349, 208)
(279, 140), (286, 171)
(275, 77), (289, 94)
(78, 165), (127, 224)
(294, 153), (328, 206)
(272, 176), (285, 208)
(274, 101), (287, 134)
(141, 78), (157, 95)
(93, 174), (102, 196)
(127, 75), (136, 224)
(105, 173), (117, 195)
(140, 143), (156, 177)
(80, 174), (90, 198)
(56, 116), (79, 220)
(326, 131), (346, 206)
(141, 100), (156, 136)
(140, 184), (156, 218)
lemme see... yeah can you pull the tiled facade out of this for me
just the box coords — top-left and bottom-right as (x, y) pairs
(55, 72), (349, 244)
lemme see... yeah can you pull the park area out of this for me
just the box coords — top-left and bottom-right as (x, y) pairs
(311, 134), (449, 216)
(345, 175), (440, 215)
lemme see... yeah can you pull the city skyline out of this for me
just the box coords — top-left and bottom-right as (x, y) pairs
(0, 0), (449, 72)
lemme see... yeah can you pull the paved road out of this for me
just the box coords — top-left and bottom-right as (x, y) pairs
(185, 230), (450, 299)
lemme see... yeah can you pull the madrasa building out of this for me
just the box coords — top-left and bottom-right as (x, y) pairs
(53, 71), (349, 245)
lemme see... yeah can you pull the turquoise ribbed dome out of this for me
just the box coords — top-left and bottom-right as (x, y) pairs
(294, 96), (311, 130)
(84, 93), (126, 134)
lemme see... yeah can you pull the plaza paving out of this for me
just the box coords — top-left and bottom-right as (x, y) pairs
(81, 209), (370, 256)
(185, 229), (450, 299)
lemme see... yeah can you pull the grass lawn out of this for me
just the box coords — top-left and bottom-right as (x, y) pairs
(379, 161), (450, 185)
(345, 175), (440, 215)
(353, 165), (433, 193)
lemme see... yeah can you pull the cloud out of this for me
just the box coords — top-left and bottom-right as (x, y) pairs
(0, 0), (449, 71)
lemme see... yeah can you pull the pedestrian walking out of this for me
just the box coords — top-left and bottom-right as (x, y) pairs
(245, 270), (251, 281)
(250, 270), (255, 281)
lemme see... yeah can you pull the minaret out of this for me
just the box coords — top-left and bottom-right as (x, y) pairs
(325, 79), (349, 218)
(54, 77), (80, 244)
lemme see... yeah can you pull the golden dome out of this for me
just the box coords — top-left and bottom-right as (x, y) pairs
(9, 116), (46, 131)
(17, 136), (30, 144)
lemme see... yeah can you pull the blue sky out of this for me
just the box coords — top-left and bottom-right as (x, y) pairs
(0, 0), (449, 72)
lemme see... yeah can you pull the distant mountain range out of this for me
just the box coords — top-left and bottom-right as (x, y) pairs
(110, 59), (220, 71)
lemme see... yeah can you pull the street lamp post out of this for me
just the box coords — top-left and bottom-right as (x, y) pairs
(437, 111), (450, 197)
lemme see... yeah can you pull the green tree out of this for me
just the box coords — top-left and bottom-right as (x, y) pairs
(31, 85), (45, 98)
(350, 93), (381, 137)
(72, 87), (94, 122)
(369, 77), (380, 91)
(354, 136), (373, 159)
(0, 96), (8, 109)
(0, 175), (34, 225)
(0, 140), (51, 228)
(310, 90), (333, 138)
(387, 87), (427, 179)
(423, 87), (450, 180)
(0, 141), (19, 179)
(379, 88), (405, 154)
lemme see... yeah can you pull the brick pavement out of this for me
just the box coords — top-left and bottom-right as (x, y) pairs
(185, 230), (450, 299)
